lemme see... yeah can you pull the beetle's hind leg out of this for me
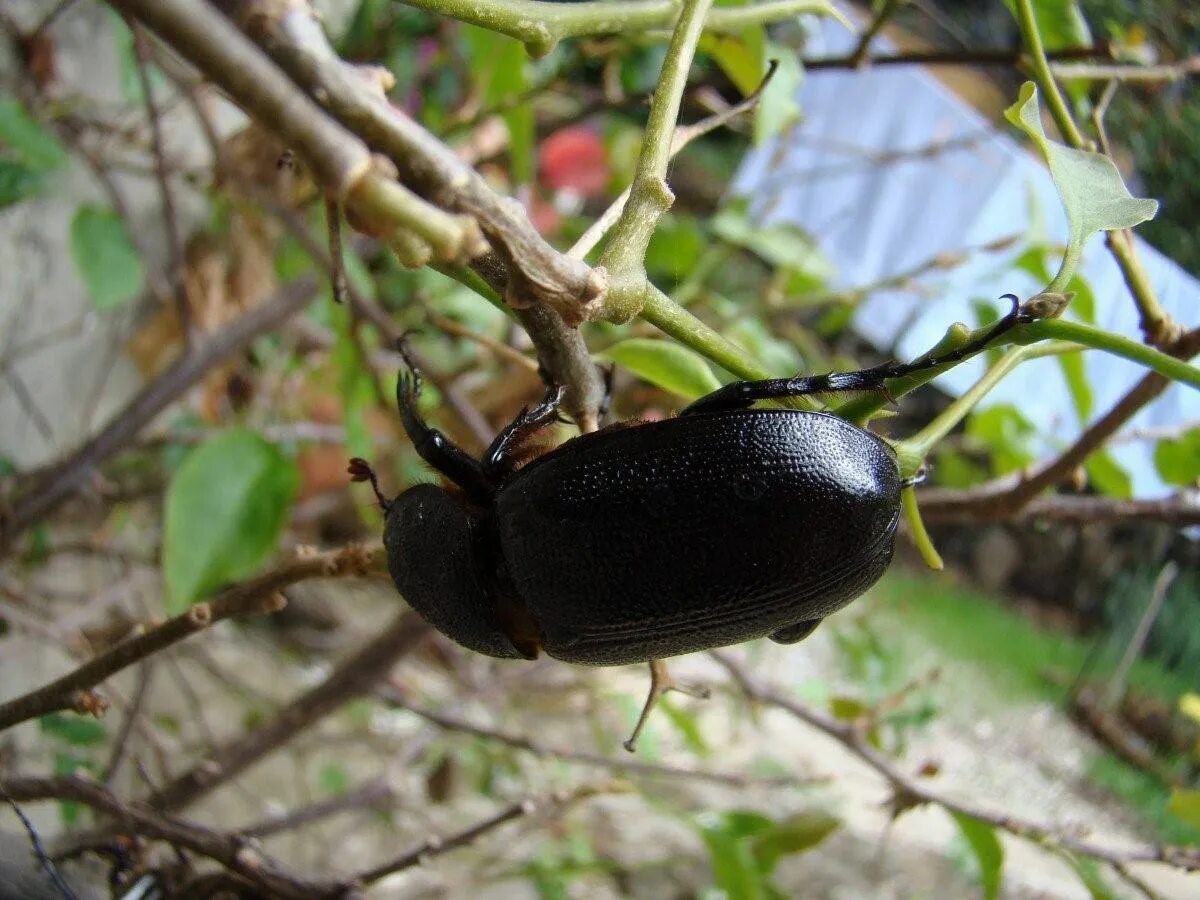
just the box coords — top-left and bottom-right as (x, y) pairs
(624, 659), (712, 753)
(394, 337), (496, 503)
(682, 294), (1029, 415)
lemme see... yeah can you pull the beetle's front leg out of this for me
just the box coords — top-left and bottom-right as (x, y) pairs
(483, 384), (565, 480)
(624, 659), (711, 753)
(394, 339), (496, 504)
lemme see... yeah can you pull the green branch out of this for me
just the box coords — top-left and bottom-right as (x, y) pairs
(1019, 319), (1200, 389)
(598, 0), (712, 321)
(1012, 0), (1085, 148)
(394, 0), (846, 57)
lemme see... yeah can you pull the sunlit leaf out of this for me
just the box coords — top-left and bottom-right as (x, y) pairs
(69, 205), (145, 310)
(1004, 83), (1157, 290)
(1169, 788), (1200, 828)
(755, 43), (803, 145)
(163, 429), (299, 613)
(1153, 432), (1200, 486)
(700, 26), (766, 96)
(602, 338), (721, 401)
(950, 811), (1004, 900)
(1179, 693), (1200, 725)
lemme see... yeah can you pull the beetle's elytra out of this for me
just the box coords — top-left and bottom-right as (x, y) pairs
(352, 297), (1028, 669)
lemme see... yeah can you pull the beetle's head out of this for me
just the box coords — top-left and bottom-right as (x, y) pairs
(384, 484), (528, 660)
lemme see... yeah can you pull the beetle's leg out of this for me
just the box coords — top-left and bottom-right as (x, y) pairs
(682, 294), (1029, 415)
(395, 339), (496, 504)
(482, 384), (565, 480)
(623, 659), (712, 753)
(769, 619), (821, 645)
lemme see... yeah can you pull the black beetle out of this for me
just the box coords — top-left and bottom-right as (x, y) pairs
(351, 297), (1027, 747)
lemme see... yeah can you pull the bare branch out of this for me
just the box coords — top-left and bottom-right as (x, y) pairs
(0, 275), (320, 555)
(384, 689), (809, 789)
(0, 775), (343, 898)
(354, 784), (609, 886)
(710, 652), (1200, 873)
(0, 545), (379, 733)
(148, 612), (429, 812)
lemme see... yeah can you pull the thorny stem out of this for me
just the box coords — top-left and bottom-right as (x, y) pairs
(394, 0), (847, 57)
(598, 0), (712, 323)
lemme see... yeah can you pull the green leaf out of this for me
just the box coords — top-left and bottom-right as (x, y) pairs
(966, 405), (1036, 475)
(1058, 851), (1118, 900)
(69, 205), (145, 310)
(659, 697), (711, 757)
(318, 763), (350, 795)
(1153, 432), (1200, 486)
(602, 338), (721, 401)
(750, 810), (839, 874)
(712, 198), (831, 275)
(1056, 353), (1092, 423)
(698, 815), (767, 900)
(700, 27), (766, 97)
(950, 811), (1004, 900)
(755, 44), (803, 145)
(1085, 451), (1132, 499)
(1168, 788), (1200, 828)
(40, 713), (107, 746)
(1003, 83), (1157, 291)
(0, 159), (46, 208)
(645, 213), (705, 280)
(105, 9), (149, 105)
(463, 26), (532, 184)
(163, 429), (299, 613)
(0, 97), (68, 169)
(1003, 0), (1091, 49)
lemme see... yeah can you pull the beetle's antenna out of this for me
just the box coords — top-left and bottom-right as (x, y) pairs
(348, 457), (391, 512)
(624, 659), (711, 753)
